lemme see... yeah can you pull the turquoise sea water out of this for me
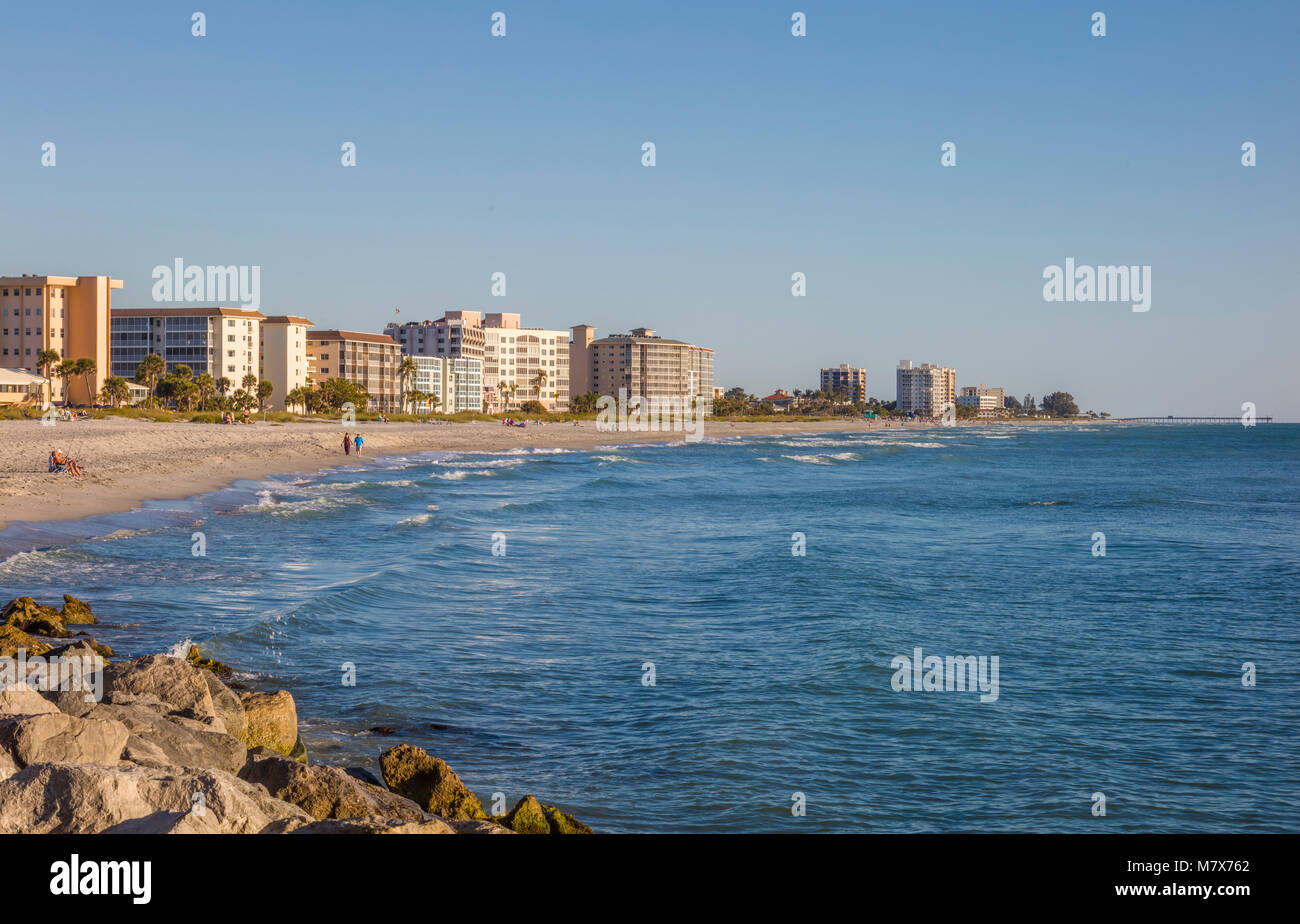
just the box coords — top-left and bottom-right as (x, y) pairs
(2, 424), (1297, 832)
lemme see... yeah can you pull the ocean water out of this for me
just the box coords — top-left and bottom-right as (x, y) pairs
(2, 424), (1297, 833)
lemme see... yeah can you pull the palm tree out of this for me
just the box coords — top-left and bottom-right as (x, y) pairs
(397, 356), (417, 413)
(496, 380), (509, 413)
(241, 373), (258, 396)
(53, 360), (76, 406)
(135, 354), (166, 408)
(36, 348), (60, 406)
(257, 380), (273, 411)
(215, 376), (232, 398)
(98, 376), (131, 408)
(76, 358), (98, 405)
(508, 382), (518, 411)
(195, 372), (215, 408)
(531, 368), (549, 408)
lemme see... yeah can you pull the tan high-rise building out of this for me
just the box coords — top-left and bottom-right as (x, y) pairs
(1, 274), (123, 405)
(111, 307), (263, 396)
(896, 360), (956, 416)
(306, 330), (402, 413)
(572, 326), (714, 415)
(568, 324), (597, 398)
(260, 316), (314, 410)
(820, 364), (868, 403)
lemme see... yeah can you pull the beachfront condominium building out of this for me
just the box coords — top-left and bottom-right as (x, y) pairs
(820, 364), (868, 403)
(406, 354), (444, 414)
(384, 311), (486, 363)
(402, 353), (483, 414)
(896, 360), (956, 416)
(1, 274), (123, 405)
(444, 356), (483, 413)
(571, 326), (715, 415)
(387, 312), (566, 412)
(957, 384), (1007, 417)
(111, 306), (263, 393)
(306, 329), (402, 413)
(480, 314), (569, 412)
(259, 316), (314, 410)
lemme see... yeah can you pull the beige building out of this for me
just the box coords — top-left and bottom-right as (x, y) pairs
(111, 307), (263, 397)
(306, 330), (402, 413)
(957, 384), (1006, 417)
(896, 360), (956, 416)
(480, 314), (568, 412)
(571, 326), (714, 415)
(386, 311), (566, 412)
(820, 364), (868, 403)
(2, 274), (123, 405)
(260, 316), (313, 410)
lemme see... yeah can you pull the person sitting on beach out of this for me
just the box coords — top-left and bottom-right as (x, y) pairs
(50, 450), (82, 477)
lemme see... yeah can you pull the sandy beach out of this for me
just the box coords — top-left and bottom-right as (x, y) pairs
(0, 415), (1109, 532)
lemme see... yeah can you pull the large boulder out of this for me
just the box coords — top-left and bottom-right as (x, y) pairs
(378, 744), (486, 821)
(239, 690), (298, 755)
(104, 655), (221, 729)
(0, 762), (312, 834)
(87, 703), (245, 775)
(285, 815), (459, 834)
(0, 712), (128, 768)
(200, 672), (246, 742)
(0, 684), (60, 718)
(239, 753), (429, 823)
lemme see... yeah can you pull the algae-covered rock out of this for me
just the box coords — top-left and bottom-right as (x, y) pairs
(378, 743), (486, 821)
(494, 794), (595, 834)
(239, 753), (427, 823)
(1, 597), (69, 637)
(0, 625), (52, 658)
(59, 595), (96, 625)
(239, 690), (298, 755)
(185, 644), (233, 677)
(289, 734), (308, 764)
(498, 794), (551, 834)
(544, 804), (594, 834)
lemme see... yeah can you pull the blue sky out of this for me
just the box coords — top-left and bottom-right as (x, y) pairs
(3, 1), (1296, 417)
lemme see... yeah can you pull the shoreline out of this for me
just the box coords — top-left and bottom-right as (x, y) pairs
(0, 416), (1117, 539)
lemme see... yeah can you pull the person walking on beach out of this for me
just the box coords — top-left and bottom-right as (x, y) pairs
(342, 433), (352, 455)
(353, 433), (364, 456)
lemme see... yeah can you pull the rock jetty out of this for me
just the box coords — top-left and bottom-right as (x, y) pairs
(0, 595), (593, 834)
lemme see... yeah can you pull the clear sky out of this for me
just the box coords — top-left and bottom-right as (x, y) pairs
(3, 1), (1296, 417)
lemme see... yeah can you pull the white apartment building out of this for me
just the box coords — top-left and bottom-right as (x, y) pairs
(896, 360), (956, 416)
(111, 306), (262, 389)
(259, 315), (313, 410)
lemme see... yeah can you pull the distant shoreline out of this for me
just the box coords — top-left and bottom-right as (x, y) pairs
(0, 416), (1116, 538)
